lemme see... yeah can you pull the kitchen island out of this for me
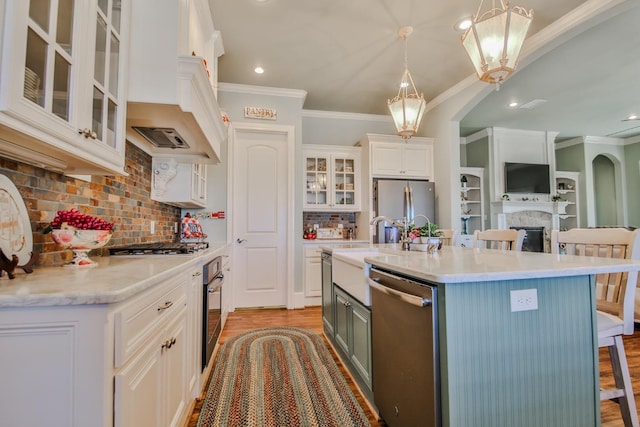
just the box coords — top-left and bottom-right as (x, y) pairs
(324, 245), (640, 427)
(0, 242), (229, 427)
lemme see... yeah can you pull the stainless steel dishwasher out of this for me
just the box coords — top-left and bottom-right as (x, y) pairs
(368, 266), (440, 427)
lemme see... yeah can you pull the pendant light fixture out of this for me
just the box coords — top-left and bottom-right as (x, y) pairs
(388, 26), (426, 141)
(461, 0), (533, 89)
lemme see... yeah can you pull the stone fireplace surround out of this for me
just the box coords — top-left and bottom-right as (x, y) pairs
(491, 201), (571, 252)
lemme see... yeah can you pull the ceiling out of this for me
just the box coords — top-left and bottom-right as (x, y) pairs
(208, 0), (640, 141)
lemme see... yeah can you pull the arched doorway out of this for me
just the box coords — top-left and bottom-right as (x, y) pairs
(593, 154), (617, 226)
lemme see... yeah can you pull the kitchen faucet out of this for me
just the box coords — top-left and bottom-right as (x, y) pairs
(412, 214), (432, 238)
(371, 214), (434, 251)
(370, 215), (413, 251)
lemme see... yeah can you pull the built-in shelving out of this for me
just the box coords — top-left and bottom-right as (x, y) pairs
(460, 167), (484, 240)
(555, 171), (580, 230)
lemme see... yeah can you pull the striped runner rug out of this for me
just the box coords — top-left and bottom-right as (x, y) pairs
(197, 327), (370, 427)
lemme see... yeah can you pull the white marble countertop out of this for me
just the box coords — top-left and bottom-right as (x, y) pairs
(364, 246), (640, 284)
(0, 242), (230, 308)
(303, 239), (369, 245)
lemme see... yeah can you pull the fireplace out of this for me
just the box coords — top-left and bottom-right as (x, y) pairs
(510, 226), (544, 252)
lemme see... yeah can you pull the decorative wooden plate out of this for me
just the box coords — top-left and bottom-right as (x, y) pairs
(0, 174), (33, 264)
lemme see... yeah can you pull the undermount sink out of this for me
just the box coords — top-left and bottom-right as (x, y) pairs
(332, 251), (383, 306)
(332, 250), (382, 264)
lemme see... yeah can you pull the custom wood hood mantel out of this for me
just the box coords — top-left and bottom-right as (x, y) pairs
(491, 200), (571, 215)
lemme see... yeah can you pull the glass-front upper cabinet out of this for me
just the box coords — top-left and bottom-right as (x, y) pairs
(303, 146), (361, 212)
(333, 156), (356, 207)
(0, 0), (129, 175)
(305, 154), (329, 207)
(92, 0), (123, 149)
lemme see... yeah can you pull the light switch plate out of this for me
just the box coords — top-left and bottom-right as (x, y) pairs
(510, 288), (538, 312)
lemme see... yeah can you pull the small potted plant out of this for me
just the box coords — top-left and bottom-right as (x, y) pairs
(409, 223), (443, 243)
(460, 175), (468, 188)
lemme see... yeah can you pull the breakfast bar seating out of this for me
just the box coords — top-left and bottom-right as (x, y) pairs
(552, 228), (640, 427)
(472, 228), (526, 251)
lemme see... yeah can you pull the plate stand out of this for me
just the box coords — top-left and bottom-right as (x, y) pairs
(0, 249), (39, 279)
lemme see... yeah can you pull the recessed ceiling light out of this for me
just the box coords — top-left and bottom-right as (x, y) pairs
(509, 102), (519, 108)
(254, 67), (264, 74)
(623, 114), (639, 121)
(454, 17), (473, 31)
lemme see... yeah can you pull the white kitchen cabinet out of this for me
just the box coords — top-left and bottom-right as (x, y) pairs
(115, 305), (188, 427)
(126, 0), (225, 163)
(0, 0), (130, 175)
(361, 134), (434, 179)
(555, 171), (580, 230)
(303, 244), (322, 305)
(151, 158), (207, 208)
(114, 271), (190, 427)
(0, 305), (110, 427)
(459, 167), (485, 238)
(0, 255), (217, 427)
(303, 145), (361, 211)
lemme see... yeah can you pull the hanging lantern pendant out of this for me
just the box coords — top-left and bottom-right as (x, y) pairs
(461, 0), (533, 88)
(388, 26), (426, 141)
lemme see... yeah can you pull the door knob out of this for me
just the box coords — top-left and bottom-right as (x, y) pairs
(236, 238), (247, 244)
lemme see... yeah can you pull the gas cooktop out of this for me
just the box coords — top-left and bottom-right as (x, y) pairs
(108, 241), (209, 256)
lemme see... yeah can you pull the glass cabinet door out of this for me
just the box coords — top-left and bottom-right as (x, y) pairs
(306, 155), (329, 206)
(92, 0), (122, 148)
(25, 0), (75, 121)
(333, 157), (355, 206)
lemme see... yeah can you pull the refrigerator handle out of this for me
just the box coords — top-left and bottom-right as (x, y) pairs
(404, 185), (414, 223)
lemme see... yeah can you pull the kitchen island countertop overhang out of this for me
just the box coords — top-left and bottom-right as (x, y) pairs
(363, 245), (640, 284)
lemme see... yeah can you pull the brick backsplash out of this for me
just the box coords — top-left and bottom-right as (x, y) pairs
(0, 142), (181, 266)
(303, 212), (356, 230)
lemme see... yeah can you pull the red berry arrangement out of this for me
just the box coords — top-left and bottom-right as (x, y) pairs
(44, 208), (114, 233)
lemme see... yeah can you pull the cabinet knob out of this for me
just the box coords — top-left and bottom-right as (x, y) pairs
(344, 301), (351, 307)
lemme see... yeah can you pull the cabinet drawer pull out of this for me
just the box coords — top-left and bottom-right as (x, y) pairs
(157, 301), (173, 312)
(78, 128), (97, 139)
(161, 337), (177, 350)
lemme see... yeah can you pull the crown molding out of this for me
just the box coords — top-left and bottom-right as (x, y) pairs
(302, 109), (391, 123)
(218, 82), (307, 100)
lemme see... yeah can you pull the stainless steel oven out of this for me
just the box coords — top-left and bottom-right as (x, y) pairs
(202, 256), (223, 370)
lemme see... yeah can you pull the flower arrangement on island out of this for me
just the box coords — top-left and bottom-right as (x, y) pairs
(408, 223), (443, 241)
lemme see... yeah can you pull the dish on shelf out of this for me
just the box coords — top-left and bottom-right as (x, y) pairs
(0, 175), (33, 265)
(23, 67), (40, 103)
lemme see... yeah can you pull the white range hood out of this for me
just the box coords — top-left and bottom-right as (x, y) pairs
(127, 56), (225, 163)
(126, 0), (226, 164)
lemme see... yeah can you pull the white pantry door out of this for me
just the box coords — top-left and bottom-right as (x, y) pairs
(231, 124), (293, 308)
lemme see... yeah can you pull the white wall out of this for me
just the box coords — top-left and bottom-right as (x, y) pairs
(302, 110), (392, 146)
(487, 127), (558, 203)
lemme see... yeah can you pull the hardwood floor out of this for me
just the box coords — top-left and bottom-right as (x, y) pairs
(189, 307), (640, 427)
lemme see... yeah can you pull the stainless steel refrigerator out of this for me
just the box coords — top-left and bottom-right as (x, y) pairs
(373, 179), (436, 243)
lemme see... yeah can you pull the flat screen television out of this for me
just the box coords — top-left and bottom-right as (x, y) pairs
(504, 162), (551, 194)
